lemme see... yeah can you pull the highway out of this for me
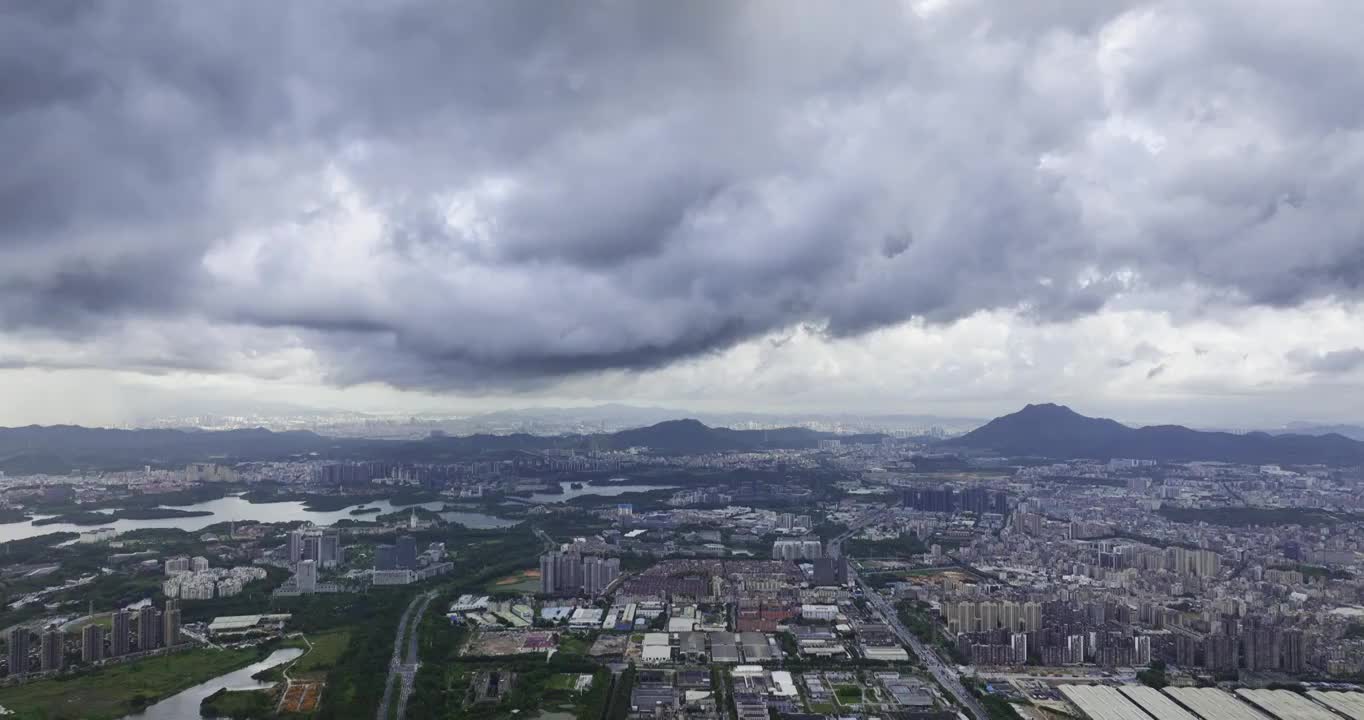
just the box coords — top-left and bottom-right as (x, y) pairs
(376, 589), (438, 720)
(833, 511), (988, 720)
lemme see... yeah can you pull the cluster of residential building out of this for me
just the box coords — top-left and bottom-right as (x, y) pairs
(162, 561), (268, 599)
(539, 548), (622, 596)
(4, 600), (183, 680)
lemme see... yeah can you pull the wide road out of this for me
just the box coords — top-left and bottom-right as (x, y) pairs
(826, 509), (889, 558)
(376, 589), (438, 720)
(833, 509), (987, 720)
(852, 564), (987, 720)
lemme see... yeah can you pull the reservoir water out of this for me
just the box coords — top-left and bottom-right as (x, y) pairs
(0, 495), (517, 544)
(524, 479), (678, 503)
(122, 647), (303, 720)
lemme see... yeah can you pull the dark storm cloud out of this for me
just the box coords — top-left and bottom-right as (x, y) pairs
(5, 0), (1364, 389)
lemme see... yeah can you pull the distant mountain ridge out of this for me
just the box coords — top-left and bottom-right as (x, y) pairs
(0, 419), (888, 475)
(944, 403), (1364, 465)
(1282, 422), (1364, 442)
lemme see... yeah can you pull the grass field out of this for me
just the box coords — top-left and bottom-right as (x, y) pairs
(485, 568), (541, 593)
(547, 673), (581, 691)
(0, 647), (258, 720)
(835, 685), (864, 704)
(59, 611), (113, 633)
(557, 635), (591, 656)
(292, 628), (352, 679)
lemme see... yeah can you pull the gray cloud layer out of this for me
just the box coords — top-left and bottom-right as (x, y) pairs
(3, 0), (1364, 390)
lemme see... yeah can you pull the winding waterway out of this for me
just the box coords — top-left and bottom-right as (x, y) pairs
(121, 647), (303, 720)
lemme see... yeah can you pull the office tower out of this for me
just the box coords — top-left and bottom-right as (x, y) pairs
(1280, 630), (1306, 673)
(813, 557), (837, 586)
(319, 531), (341, 569)
(981, 602), (1000, 631)
(137, 606), (162, 652)
(376, 544), (397, 570)
(1134, 635), (1152, 666)
(1065, 634), (1086, 665)
(772, 539), (823, 561)
(540, 552), (559, 594)
(82, 624), (105, 663)
(1203, 633), (1238, 672)
(396, 535), (417, 569)
(582, 555), (601, 594)
(163, 599), (182, 647)
(583, 556), (621, 595)
(960, 487), (992, 515)
(111, 611), (131, 656)
(6, 626), (30, 677)
(40, 628), (63, 672)
(296, 560), (317, 593)
(288, 529), (305, 563)
(1010, 633), (1029, 665)
(1000, 602), (1021, 633)
(562, 553), (584, 592)
(904, 487), (955, 513)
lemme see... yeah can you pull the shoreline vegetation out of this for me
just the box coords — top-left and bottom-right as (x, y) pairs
(0, 646), (266, 720)
(32, 508), (216, 526)
(0, 508), (33, 524)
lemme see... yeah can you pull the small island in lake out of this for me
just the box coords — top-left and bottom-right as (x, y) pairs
(349, 506), (381, 516)
(31, 507), (214, 525)
(113, 507), (215, 520)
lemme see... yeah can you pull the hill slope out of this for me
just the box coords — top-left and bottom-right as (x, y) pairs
(0, 420), (883, 474)
(944, 404), (1364, 465)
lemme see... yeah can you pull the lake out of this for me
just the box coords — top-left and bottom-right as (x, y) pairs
(440, 509), (521, 529)
(123, 647), (303, 720)
(524, 479), (678, 503)
(0, 495), (516, 544)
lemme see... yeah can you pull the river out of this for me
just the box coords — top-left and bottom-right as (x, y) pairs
(524, 479), (678, 503)
(122, 647), (303, 720)
(0, 495), (518, 544)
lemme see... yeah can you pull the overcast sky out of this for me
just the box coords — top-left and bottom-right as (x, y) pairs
(3, 0), (1364, 428)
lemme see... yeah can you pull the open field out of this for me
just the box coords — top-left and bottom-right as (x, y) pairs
(292, 628), (352, 679)
(0, 647), (258, 720)
(836, 685), (864, 704)
(487, 568), (542, 593)
(59, 611), (114, 632)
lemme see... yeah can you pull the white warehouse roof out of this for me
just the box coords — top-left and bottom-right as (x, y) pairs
(1307, 691), (1364, 720)
(1165, 688), (1274, 720)
(1120, 685), (1200, 720)
(1235, 690), (1339, 720)
(1061, 685), (1156, 720)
